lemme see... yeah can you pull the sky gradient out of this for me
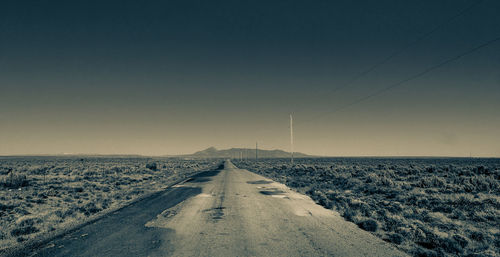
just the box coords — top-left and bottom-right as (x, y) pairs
(1, 0), (499, 156)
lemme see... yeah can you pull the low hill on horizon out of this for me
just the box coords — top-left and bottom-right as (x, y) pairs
(179, 147), (314, 159)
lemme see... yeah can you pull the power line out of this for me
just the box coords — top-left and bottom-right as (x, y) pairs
(300, 35), (500, 124)
(293, 0), (483, 113)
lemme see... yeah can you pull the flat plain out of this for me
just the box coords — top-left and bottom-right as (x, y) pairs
(1, 157), (499, 256)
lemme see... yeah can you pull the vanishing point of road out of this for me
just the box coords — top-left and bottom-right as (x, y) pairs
(29, 160), (406, 257)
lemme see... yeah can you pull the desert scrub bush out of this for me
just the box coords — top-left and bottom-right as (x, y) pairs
(1, 172), (29, 188)
(10, 217), (41, 237)
(418, 176), (446, 188)
(28, 166), (50, 175)
(388, 232), (405, 245)
(357, 219), (379, 232)
(0, 167), (13, 175)
(79, 202), (101, 216)
(146, 162), (158, 171)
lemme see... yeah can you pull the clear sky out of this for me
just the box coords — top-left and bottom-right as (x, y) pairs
(1, 0), (499, 156)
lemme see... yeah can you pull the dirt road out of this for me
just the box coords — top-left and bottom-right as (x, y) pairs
(29, 160), (406, 256)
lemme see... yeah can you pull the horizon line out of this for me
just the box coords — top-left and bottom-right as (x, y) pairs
(1, 153), (499, 159)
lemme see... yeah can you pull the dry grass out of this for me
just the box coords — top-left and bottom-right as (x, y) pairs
(0, 157), (217, 250)
(236, 158), (500, 257)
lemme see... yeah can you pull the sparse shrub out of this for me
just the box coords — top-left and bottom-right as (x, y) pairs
(14, 207), (30, 215)
(413, 247), (439, 257)
(46, 188), (59, 197)
(418, 176), (445, 188)
(452, 234), (469, 249)
(474, 166), (490, 175)
(79, 202), (101, 216)
(83, 170), (99, 177)
(11, 218), (40, 236)
(0, 203), (16, 211)
(73, 187), (84, 193)
(357, 219), (378, 232)
(440, 236), (465, 254)
(389, 232), (404, 244)
(29, 167), (47, 175)
(469, 231), (486, 242)
(146, 162), (158, 171)
(110, 166), (123, 173)
(426, 166), (436, 173)
(101, 198), (111, 209)
(0, 167), (13, 175)
(1, 173), (29, 188)
(308, 190), (332, 208)
(343, 209), (361, 223)
(387, 202), (403, 213)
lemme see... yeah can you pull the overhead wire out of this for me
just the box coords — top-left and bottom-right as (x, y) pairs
(292, 0), (484, 114)
(299, 35), (500, 125)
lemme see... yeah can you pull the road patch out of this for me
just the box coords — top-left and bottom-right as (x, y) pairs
(259, 188), (286, 195)
(246, 180), (273, 184)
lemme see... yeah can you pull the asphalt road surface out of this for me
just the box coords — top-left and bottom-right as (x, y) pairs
(30, 160), (406, 257)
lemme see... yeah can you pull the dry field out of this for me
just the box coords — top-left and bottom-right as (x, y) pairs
(0, 157), (218, 251)
(236, 158), (500, 257)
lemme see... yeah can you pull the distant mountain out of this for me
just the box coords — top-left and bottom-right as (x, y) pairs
(181, 147), (313, 158)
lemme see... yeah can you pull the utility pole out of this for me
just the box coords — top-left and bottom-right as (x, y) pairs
(255, 142), (258, 162)
(290, 114), (294, 165)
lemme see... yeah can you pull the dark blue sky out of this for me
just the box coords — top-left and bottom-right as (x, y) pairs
(1, 0), (499, 156)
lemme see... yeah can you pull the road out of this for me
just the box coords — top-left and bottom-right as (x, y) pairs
(30, 160), (406, 257)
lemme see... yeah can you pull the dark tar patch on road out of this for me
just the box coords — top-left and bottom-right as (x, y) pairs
(192, 170), (221, 178)
(247, 180), (273, 184)
(185, 177), (211, 183)
(260, 189), (286, 195)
